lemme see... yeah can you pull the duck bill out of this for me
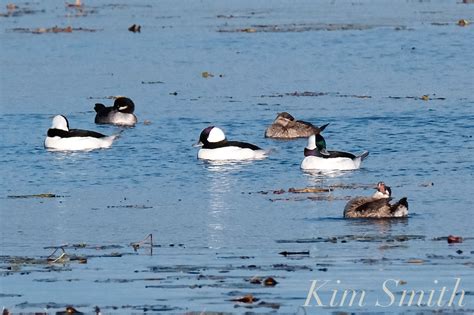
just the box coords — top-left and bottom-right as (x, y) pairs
(193, 141), (203, 148)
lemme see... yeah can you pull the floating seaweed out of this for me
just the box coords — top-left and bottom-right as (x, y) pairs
(276, 234), (426, 244)
(65, 0), (83, 8)
(245, 276), (278, 287)
(288, 187), (330, 193)
(218, 23), (380, 33)
(387, 94), (446, 101)
(278, 251), (310, 257)
(447, 235), (463, 244)
(263, 277), (278, 287)
(141, 81), (164, 85)
(234, 301), (280, 310)
(0, 4), (45, 17)
(9, 26), (100, 34)
(230, 294), (258, 303)
(47, 247), (69, 264)
(7, 193), (61, 199)
(260, 91), (371, 99)
(130, 234), (153, 254)
(107, 204), (153, 209)
(433, 236), (472, 242)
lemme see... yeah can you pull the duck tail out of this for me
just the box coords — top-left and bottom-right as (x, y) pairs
(319, 123), (329, 133)
(358, 151), (369, 161)
(94, 103), (106, 113)
(110, 129), (126, 140)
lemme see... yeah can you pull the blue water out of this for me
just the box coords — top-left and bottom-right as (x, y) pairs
(1, 0), (473, 313)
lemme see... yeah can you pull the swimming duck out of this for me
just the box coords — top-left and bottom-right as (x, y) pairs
(94, 97), (137, 126)
(45, 115), (116, 151)
(196, 126), (267, 160)
(343, 182), (408, 218)
(301, 134), (369, 170)
(265, 112), (329, 139)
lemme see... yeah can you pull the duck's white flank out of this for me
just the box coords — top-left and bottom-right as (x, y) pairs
(301, 154), (366, 170)
(198, 147), (267, 161)
(45, 135), (116, 151)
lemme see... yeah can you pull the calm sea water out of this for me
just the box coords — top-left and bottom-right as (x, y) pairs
(1, 0), (473, 313)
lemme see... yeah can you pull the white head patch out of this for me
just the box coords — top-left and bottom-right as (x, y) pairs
(306, 134), (316, 150)
(51, 115), (69, 131)
(208, 127), (226, 143)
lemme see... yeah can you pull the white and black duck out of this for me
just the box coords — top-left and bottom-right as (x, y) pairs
(301, 134), (369, 170)
(45, 115), (117, 151)
(94, 97), (137, 126)
(196, 126), (267, 161)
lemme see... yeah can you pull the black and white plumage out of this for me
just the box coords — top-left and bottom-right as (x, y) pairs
(301, 134), (369, 170)
(265, 112), (329, 139)
(94, 97), (137, 126)
(45, 115), (116, 151)
(343, 182), (408, 218)
(196, 126), (267, 160)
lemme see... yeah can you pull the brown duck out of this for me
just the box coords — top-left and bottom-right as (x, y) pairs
(343, 182), (408, 218)
(265, 112), (329, 139)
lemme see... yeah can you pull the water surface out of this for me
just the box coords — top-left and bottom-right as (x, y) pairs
(1, 0), (473, 313)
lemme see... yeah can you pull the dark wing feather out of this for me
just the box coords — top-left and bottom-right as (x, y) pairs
(326, 150), (356, 159)
(296, 120), (329, 134)
(47, 129), (70, 138)
(203, 140), (261, 150)
(69, 128), (107, 138)
(94, 103), (112, 114)
(354, 198), (390, 214)
(226, 141), (262, 150)
(295, 120), (315, 128)
(48, 128), (107, 138)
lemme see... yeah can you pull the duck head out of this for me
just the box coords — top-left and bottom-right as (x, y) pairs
(274, 112), (295, 127)
(374, 181), (392, 198)
(51, 115), (70, 131)
(113, 97), (135, 113)
(195, 126), (226, 147)
(304, 134), (329, 156)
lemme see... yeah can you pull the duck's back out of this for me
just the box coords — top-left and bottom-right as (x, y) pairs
(265, 122), (316, 139)
(343, 197), (392, 218)
(94, 104), (137, 125)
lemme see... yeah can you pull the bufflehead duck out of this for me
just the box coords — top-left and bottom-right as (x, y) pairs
(301, 134), (369, 170)
(94, 97), (137, 126)
(45, 115), (117, 151)
(265, 112), (329, 139)
(343, 182), (408, 218)
(196, 126), (267, 160)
